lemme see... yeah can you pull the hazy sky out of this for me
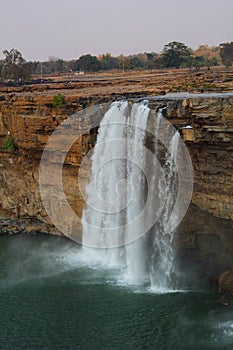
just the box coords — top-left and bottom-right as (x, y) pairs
(0, 0), (232, 61)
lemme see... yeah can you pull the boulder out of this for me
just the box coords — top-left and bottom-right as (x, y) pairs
(218, 270), (233, 305)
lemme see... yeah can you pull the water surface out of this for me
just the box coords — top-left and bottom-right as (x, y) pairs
(0, 235), (232, 350)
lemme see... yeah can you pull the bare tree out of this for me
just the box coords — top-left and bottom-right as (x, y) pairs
(1, 49), (31, 81)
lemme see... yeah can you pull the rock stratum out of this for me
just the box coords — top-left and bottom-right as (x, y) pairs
(0, 69), (233, 284)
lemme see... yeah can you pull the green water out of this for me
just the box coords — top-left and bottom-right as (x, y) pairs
(0, 235), (232, 350)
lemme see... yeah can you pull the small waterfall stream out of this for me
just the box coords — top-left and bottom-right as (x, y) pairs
(81, 101), (182, 290)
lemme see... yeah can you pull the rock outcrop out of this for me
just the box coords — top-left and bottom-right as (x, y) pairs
(148, 95), (233, 221)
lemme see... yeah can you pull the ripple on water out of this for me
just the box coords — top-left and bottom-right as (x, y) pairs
(220, 321), (233, 337)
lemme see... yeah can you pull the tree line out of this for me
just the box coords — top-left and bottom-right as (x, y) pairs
(0, 41), (233, 82)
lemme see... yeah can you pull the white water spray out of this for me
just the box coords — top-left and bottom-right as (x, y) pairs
(81, 101), (184, 289)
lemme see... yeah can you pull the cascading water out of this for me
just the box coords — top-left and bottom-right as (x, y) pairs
(149, 125), (180, 291)
(81, 101), (182, 290)
(124, 103), (150, 284)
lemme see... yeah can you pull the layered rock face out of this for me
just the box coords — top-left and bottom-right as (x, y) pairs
(0, 93), (106, 235)
(0, 91), (233, 282)
(148, 95), (233, 221)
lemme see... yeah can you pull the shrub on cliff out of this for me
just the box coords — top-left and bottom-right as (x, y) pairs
(4, 135), (15, 152)
(52, 93), (64, 108)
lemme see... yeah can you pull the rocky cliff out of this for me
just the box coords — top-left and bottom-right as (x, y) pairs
(0, 92), (104, 235)
(147, 94), (233, 284)
(0, 90), (233, 283)
(148, 94), (233, 221)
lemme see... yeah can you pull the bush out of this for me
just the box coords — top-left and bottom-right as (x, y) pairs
(4, 135), (15, 151)
(52, 93), (64, 108)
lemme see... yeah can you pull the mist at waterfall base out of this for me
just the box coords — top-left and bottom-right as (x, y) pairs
(0, 235), (232, 350)
(1, 102), (232, 349)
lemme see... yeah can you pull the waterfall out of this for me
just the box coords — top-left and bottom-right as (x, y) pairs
(149, 127), (180, 291)
(81, 101), (183, 290)
(124, 103), (150, 284)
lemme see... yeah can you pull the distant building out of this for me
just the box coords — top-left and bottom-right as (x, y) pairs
(75, 71), (85, 76)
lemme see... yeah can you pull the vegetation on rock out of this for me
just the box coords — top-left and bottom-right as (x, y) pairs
(4, 135), (15, 152)
(52, 93), (64, 108)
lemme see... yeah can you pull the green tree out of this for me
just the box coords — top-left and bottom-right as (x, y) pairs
(193, 56), (206, 69)
(162, 41), (193, 68)
(48, 56), (68, 73)
(219, 42), (233, 67)
(52, 93), (64, 108)
(129, 56), (144, 70)
(210, 56), (219, 66)
(145, 52), (162, 69)
(76, 54), (101, 72)
(115, 55), (131, 71)
(99, 53), (120, 70)
(1, 49), (31, 81)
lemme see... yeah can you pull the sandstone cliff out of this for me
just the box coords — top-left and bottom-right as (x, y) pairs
(1, 92), (233, 224)
(0, 88), (233, 283)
